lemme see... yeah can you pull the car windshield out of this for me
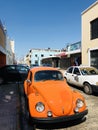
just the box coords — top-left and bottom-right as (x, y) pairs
(34, 70), (64, 82)
(80, 67), (98, 75)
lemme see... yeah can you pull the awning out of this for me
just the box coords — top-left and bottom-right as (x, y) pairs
(55, 52), (66, 57)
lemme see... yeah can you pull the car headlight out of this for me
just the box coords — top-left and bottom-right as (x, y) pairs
(76, 99), (84, 108)
(74, 99), (84, 113)
(35, 102), (45, 112)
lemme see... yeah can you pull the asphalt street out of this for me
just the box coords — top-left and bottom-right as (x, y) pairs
(0, 83), (36, 130)
(0, 83), (20, 130)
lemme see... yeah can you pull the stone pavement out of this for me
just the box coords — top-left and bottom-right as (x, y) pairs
(0, 83), (20, 130)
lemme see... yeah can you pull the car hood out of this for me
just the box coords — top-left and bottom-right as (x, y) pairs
(34, 81), (73, 116)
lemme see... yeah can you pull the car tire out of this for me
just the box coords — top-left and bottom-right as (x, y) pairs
(0, 77), (4, 85)
(84, 83), (92, 95)
(24, 96), (36, 129)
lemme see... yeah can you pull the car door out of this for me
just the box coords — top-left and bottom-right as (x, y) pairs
(72, 67), (81, 86)
(5, 65), (18, 82)
(16, 65), (29, 81)
(65, 67), (75, 84)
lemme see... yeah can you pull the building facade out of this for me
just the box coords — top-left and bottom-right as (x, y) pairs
(24, 41), (81, 69)
(82, 1), (98, 69)
(60, 41), (81, 69)
(0, 20), (15, 67)
(6, 38), (15, 65)
(39, 41), (81, 69)
(24, 48), (62, 67)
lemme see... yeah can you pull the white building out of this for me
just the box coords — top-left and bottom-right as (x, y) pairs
(6, 37), (15, 65)
(24, 48), (62, 66)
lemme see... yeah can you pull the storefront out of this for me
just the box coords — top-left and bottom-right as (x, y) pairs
(90, 49), (98, 69)
(41, 56), (60, 68)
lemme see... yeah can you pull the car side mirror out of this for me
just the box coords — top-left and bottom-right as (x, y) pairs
(26, 79), (31, 85)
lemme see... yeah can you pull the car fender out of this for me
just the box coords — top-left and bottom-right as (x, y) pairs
(80, 75), (98, 86)
(28, 93), (49, 117)
(72, 90), (87, 112)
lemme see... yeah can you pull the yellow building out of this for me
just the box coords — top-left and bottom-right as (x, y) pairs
(82, 1), (98, 68)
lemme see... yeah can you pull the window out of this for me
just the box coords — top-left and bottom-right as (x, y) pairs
(90, 18), (98, 40)
(34, 70), (63, 82)
(41, 54), (44, 57)
(73, 68), (80, 75)
(35, 54), (37, 57)
(67, 67), (73, 73)
(6, 66), (16, 72)
(90, 50), (98, 69)
(17, 66), (28, 72)
(35, 60), (38, 64)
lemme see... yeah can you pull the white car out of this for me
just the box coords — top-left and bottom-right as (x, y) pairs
(64, 66), (98, 94)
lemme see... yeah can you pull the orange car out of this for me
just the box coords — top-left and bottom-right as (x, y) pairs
(24, 67), (88, 129)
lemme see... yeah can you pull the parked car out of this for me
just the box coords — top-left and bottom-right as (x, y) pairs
(24, 66), (88, 129)
(0, 64), (29, 84)
(64, 65), (98, 94)
(18, 64), (30, 69)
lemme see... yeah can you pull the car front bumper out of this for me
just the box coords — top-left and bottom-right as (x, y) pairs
(30, 109), (88, 124)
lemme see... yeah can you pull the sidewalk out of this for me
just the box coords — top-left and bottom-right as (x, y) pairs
(0, 83), (20, 130)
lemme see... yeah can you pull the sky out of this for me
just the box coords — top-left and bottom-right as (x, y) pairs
(0, 0), (97, 59)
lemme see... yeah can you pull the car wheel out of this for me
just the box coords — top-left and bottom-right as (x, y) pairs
(0, 77), (4, 85)
(84, 83), (92, 95)
(24, 96), (36, 129)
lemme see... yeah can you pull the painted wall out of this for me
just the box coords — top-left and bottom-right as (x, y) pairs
(81, 1), (98, 66)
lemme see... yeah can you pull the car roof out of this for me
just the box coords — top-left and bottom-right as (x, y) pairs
(69, 65), (95, 69)
(0, 64), (29, 69)
(0, 65), (16, 68)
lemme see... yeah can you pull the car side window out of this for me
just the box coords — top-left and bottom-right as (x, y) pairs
(73, 68), (80, 75)
(67, 67), (73, 73)
(6, 66), (16, 72)
(17, 66), (28, 72)
(81, 69), (88, 75)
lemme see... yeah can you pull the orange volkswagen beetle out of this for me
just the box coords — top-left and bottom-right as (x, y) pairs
(24, 67), (88, 129)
